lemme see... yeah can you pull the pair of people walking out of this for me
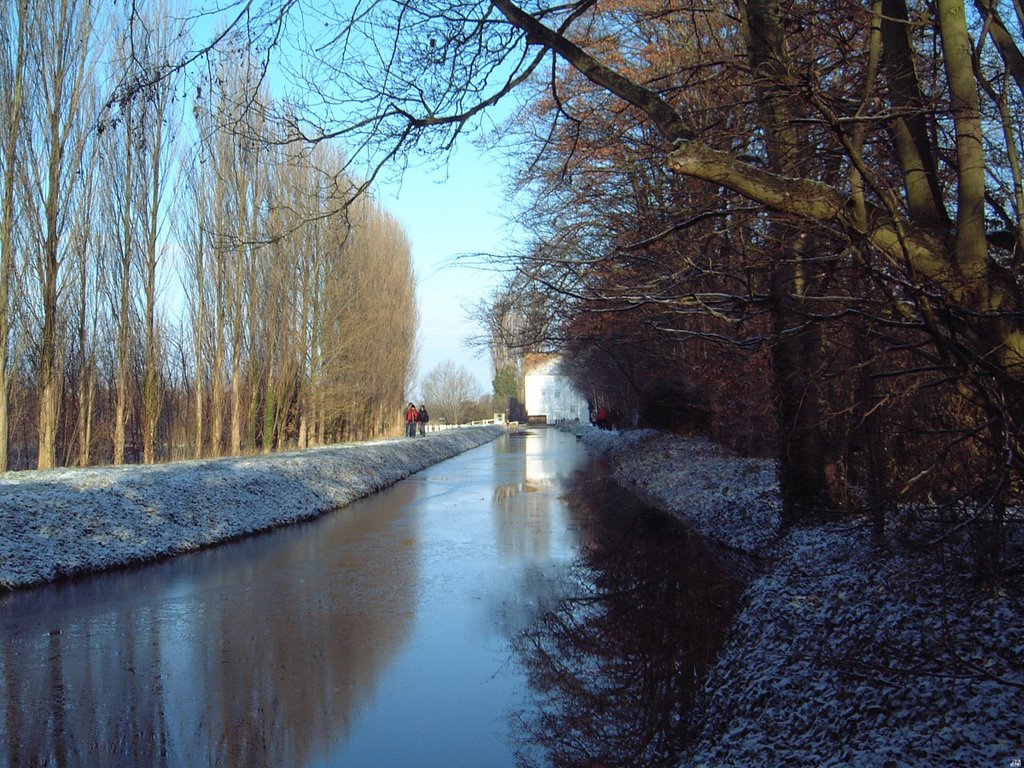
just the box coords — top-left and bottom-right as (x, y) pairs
(405, 402), (429, 437)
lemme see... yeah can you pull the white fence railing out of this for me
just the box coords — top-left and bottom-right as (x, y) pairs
(424, 413), (507, 433)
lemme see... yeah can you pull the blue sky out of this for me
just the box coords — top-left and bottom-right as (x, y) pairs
(375, 144), (513, 399)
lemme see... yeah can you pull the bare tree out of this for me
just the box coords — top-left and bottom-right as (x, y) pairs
(319, 193), (417, 440)
(136, 0), (182, 463)
(190, 53), (251, 458)
(179, 149), (209, 458)
(71, 92), (101, 467)
(105, 79), (138, 465)
(421, 361), (483, 426)
(0, 0), (30, 471)
(25, 0), (97, 469)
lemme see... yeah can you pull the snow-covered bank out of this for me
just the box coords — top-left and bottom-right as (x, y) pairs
(576, 427), (781, 558)
(0, 426), (504, 590)
(574, 425), (1023, 768)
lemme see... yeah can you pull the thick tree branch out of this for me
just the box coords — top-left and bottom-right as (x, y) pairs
(666, 140), (964, 292)
(880, 0), (951, 230)
(489, 0), (693, 142)
(974, 0), (1024, 95)
(937, 0), (990, 297)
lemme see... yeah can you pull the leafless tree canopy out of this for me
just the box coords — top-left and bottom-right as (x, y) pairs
(420, 360), (484, 425)
(0, 0), (419, 471)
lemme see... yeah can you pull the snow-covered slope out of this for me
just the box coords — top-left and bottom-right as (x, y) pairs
(0, 427), (503, 590)
(575, 425), (1023, 768)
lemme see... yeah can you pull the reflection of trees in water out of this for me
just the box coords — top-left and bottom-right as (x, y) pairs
(0, 484), (420, 768)
(512, 475), (744, 768)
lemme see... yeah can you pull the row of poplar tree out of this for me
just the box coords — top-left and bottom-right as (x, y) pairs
(0, 0), (417, 470)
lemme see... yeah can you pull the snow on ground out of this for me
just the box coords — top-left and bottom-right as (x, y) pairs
(0, 426), (504, 590)
(573, 425), (1024, 768)
(592, 429), (782, 557)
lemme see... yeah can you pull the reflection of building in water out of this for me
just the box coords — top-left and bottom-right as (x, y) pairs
(492, 433), (560, 560)
(493, 480), (554, 560)
(0, 482), (421, 768)
(523, 354), (588, 424)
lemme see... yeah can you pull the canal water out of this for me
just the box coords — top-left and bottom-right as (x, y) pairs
(0, 428), (743, 768)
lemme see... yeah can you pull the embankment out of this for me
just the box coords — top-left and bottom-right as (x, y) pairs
(0, 426), (504, 590)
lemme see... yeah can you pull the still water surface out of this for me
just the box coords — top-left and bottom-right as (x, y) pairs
(0, 428), (742, 767)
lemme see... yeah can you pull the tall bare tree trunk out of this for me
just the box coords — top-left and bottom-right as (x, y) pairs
(77, 359), (95, 468)
(938, 0), (989, 298)
(76, 261), (89, 465)
(37, 238), (59, 470)
(296, 255), (310, 450)
(210, 247), (225, 456)
(36, 70), (61, 469)
(142, 234), (159, 464)
(134, 0), (177, 466)
(229, 247), (244, 455)
(74, 188), (96, 467)
(36, 0), (92, 468)
(193, 240), (205, 459)
(0, 0), (28, 472)
(309, 249), (324, 447)
(113, 103), (134, 466)
(82, 368), (95, 465)
(142, 138), (161, 464)
(262, 362), (275, 454)
(740, 0), (831, 523)
(938, 0), (1007, 574)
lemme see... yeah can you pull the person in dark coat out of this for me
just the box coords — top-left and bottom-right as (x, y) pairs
(418, 405), (429, 436)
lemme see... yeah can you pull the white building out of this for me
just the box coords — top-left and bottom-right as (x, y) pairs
(523, 354), (589, 424)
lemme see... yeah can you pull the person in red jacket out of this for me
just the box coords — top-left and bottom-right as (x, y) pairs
(405, 402), (419, 437)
